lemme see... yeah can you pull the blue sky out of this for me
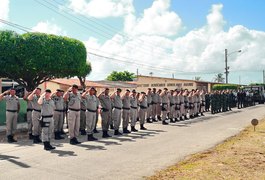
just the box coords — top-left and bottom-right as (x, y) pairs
(1, 0), (265, 84)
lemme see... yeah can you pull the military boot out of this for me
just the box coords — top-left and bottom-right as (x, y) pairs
(123, 128), (131, 134)
(162, 120), (169, 125)
(87, 134), (98, 141)
(131, 126), (138, 132)
(140, 124), (147, 130)
(102, 131), (112, 138)
(114, 130), (122, 136)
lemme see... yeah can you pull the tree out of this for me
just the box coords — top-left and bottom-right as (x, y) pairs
(212, 84), (239, 90)
(214, 73), (225, 83)
(78, 62), (92, 90)
(0, 30), (89, 91)
(106, 71), (135, 81)
(195, 76), (201, 81)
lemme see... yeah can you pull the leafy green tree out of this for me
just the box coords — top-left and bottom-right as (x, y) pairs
(212, 84), (238, 90)
(214, 73), (225, 83)
(195, 76), (201, 81)
(78, 62), (92, 90)
(0, 30), (90, 91)
(106, 71), (135, 81)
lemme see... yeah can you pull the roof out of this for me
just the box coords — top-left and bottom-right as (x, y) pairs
(94, 80), (137, 88)
(136, 75), (219, 84)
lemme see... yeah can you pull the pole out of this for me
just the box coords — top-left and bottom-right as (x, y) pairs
(263, 70), (265, 84)
(225, 49), (228, 84)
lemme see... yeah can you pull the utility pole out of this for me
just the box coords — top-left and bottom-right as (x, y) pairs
(224, 49), (228, 84)
(172, 73), (174, 79)
(263, 70), (265, 84)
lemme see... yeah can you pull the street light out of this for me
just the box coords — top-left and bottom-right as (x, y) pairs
(224, 49), (242, 84)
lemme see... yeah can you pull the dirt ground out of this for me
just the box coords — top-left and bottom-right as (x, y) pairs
(148, 119), (265, 180)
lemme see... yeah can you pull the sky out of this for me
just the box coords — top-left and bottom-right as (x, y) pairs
(1, 0), (265, 85)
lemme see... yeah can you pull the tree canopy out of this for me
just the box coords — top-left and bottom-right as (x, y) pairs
(214, 73), (225, 83)
(0, 30), (90, 91)
(212, 84), (239, 90)
(106, 71), (135, 81)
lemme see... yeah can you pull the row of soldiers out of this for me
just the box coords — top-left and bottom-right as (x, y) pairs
(0, 85), (208, 150)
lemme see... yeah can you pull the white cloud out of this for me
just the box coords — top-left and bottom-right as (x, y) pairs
(67, 0), (134, 18)
(85, 3), (265, 85)
(124, 0), (182, 37)
(32, 21), (67, 36)
(0, 0), (9, 27)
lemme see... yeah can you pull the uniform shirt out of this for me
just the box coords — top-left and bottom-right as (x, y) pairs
(147, 94), (152, 104)
(27, 100), (33, 110)
(140, 97), (147, 108)
(160, 93), (168, 104)
(122, 96), (130, 109)
(130, 96), (138, 108)
(179, 95), (184, 104)
(52, 95), (64, 111)
(99, 94), (112, 111)
(113, 94), (122, 108)
(174, 95), (180, 104)
(4, 95), (19, 111)
(151, 93), (159, 103)
(41, 98), (55, 116)
(85, 94), (97, 111)
(168, 94), (175, 105)
(31, 95), (41, 110)
(68, 92), (81, 110)
(158, 94), (162, 103)
(200, 94), (206, 102)
(80, 98), (87, 111)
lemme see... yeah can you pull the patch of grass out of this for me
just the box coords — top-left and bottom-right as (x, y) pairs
(148, 119), (265, 180)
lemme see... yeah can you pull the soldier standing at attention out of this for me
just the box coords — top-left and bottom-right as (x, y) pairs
(174, 90), (180, 122)
(23, 91), (33, 139)
(168, 90), (176, 123)
(38, 89), (56, 151)
(183, 90), (189, 120)
(130, 90), (138, 132)
(139, 92), (148, 130)
(63, 84), (81, 145)
(93, 90), (100, 133)
(200, 90), (206, 116)
(52, 89), (65, 140)
(0, 88), (20, 143)
(151, 88), (158, 122)
(98, 88), (112, 138)
(82, 87), (98, 141)
(189, 90), (195, 118)
(146, 88), (152, 123)
(122, 89), (131, 134)
(111, 88), (123, 136)
(28, 88), (42, 144)
(160, 88), (169, 125)
(157, 89), (162, 121)
(80, 90), (87, 136)
(205, 92), (210, 112)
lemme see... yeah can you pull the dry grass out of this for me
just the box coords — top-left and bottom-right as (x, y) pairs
(148, 119), (265, 180)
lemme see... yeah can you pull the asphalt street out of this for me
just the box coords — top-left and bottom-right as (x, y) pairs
(1, 105), (265, 180)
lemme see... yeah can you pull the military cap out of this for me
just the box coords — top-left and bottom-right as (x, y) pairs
(45, 89), (52, 93)
(72, 84), (78, 89)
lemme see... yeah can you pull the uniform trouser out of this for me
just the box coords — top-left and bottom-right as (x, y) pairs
(152, 103), (157, 118)
(112, 108), (122, 130)
(80, 110), (86, 130)
(41, 118), (54, 142)
(94, 111), (99, 129)
(122, 109), (130, 128)
(157, 104), (162, 116)
(101, 111), (111, 131)
(53, 111), (64, 132)
(147, 105), (152, 119)
(6, 111), (18, 136)
(169, 105), (175, 119)
(197, 103), (201, 113)
(174, 106), (180, 118)
(139, 108), (147, 125)
(86, 111), (96, 135)
(201, 104), (205, 112)
(194, 104), (198, 114)
(27, 110), (32, 133)
(162, 109), (167, 121)
(189, 107), (194, 116)
(32, 111), (41, 136)
(68, 110), (80, 139)
(130, 108), (137, 127)
(180, 104), (185, 116)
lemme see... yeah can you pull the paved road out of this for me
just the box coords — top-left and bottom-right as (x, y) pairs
(1, 105), (265, 180)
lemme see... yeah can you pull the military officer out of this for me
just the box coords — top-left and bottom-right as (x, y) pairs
(98, 88), (112, 138)
(28, 88), (42, 144)
(82, 87), (98, 141)
(80, 90), (87, 135)
(183, 90), (189, 120)
(174, 90), (181, 121)
(111, 88), (123, 136)
(52, 89), (65, 140)
(122, 89), (131, 134)
(23, 90), (33, 139)
(160, 88), (169, 125)
(200, 90), (205, 116)
(0, 88), (20, 143)
(138, 92), (147, 130)
(157, 89), (162, 121)
(93, 90), (100, 133)
(130, 89), (138, 132)
(189, 90), (195, 118)
(63, 84), (82, 145)
(38, 89), (56, 151)
(146, 88), (152, 123)
(168, 90), (176, 123)
(151, 88), (159, 122)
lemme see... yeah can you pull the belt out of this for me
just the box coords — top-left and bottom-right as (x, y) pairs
(33, 109), (41, 112)
(81, 109), (86, 112)
(87, 109), (97, 113)
(122, 107), (130, 110)
(175, 103), (180, 105)
(148, 103), (152, 105)
(102, 108), (109, 112)
(55, 109), (64, 112)
(162, 103), (168, 105)
(152, 102), (157, 104)
(69, 108), (80, 112)
(27, 108), (33, 112)
(6, 109), (17, 113)
(114, 107), (122, 110)
(140, 106), (147, 109)
(131, 106), (137, 109)
(170, 103), (175, 106)
(42, 115), (53, 118)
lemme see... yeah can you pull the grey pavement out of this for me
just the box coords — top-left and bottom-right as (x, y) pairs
(0, 105), (265, 180)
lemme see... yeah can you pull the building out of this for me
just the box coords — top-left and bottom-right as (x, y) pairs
(134, 75), (219, 92)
